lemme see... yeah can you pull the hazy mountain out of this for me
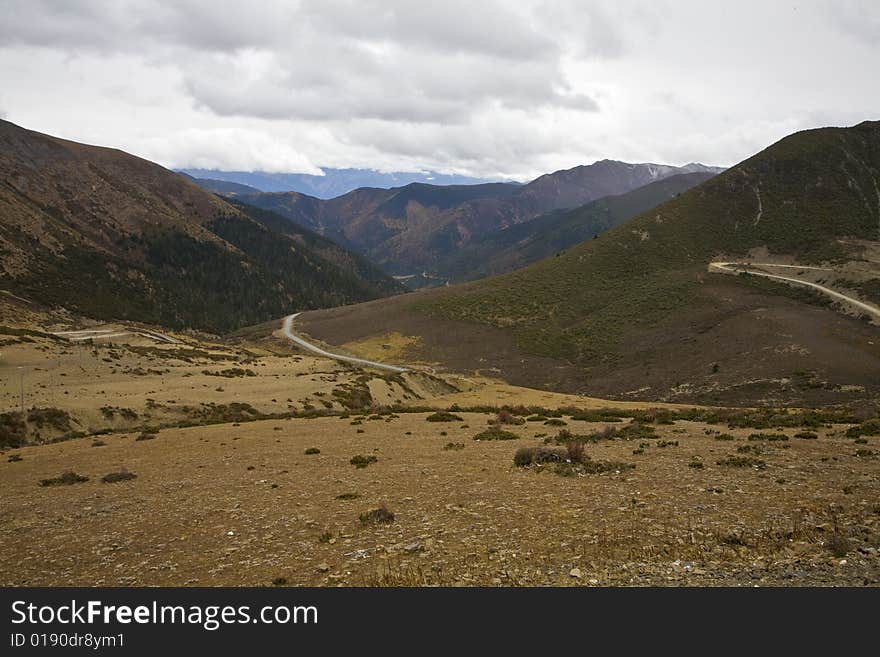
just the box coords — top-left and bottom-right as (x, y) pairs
(177, 167), (510, 199)
(296, 121), (880, 406)
(0, 120), (403, 333)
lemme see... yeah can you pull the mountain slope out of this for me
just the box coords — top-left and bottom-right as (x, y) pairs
(0, 120), (403, 333)
(436, 171), (715, 282)
(297, 121), (880, 406)
(233, 161), (722, 284)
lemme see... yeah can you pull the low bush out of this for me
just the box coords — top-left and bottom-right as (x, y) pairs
(492, 410), (525, 426)
(359, 505), (395, 524)
(825, 532), (851, 557)
(425, 412), (463, 422)
(40, 471), (89, 487)
(513, 446), (567, 467)
(350, 454), (378, 468)
(102, 470), (137, 484)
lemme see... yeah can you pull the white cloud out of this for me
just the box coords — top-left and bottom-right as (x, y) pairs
(0, 0), (877, 180)
(140, 128), (323, 174)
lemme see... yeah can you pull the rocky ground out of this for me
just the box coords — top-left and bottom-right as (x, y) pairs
(2, 411), (878, 587)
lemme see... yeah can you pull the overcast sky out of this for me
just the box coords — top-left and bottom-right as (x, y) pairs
(0, 0), (877, 180)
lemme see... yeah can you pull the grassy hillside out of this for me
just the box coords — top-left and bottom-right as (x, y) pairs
(417, 121), (880, 360)
(0, 120), (403, 333)
(299, 121), (880, 405)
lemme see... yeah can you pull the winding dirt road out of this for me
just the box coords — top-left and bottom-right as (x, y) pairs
(282, 313), (408, 373)
(709, 261), (880, 321)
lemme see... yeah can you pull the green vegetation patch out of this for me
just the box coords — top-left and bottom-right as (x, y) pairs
(425, 411), (463, 422)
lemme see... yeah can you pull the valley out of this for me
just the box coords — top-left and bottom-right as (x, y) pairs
(1, 119), (878, 589)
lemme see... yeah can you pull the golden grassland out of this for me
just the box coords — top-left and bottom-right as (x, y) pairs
(1, 309), (878, 587)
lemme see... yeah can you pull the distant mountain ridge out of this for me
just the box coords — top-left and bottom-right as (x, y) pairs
(0, 120), (403, 333)
(177, 167), (512, 199)
(212, 160), (723, 285)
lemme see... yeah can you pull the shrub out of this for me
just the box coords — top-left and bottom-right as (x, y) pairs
(492, 409), (525, 426)
(304, 447), (321, 455)
(101, 470), (137, 484)
(40, 471), (89, 487)
(443, 442), (465, 451)
(825, 532), (851, 557)
(350, 454), (378, 468)
(425, 411), (463, 422)
(26, 407), (72, 432)
(473, 427), (519, 441)
(336, 492), (360, 500)
(845, 419), (880, 439)
(565, 440), (586, 464)
(272, 577), (288, 586)
(714, 433), (735, 441)
(794, 431), (818, 439)
(360, 505), (395, 524)
(526, 415), (548, 422)
(544, 418), (567, 427)
(7, 454), (22, 462)
(0, 411), (27, 449)
(318, 532), (332, 543)
(513, 446), (566, 467)
(556, 460), (635, 476)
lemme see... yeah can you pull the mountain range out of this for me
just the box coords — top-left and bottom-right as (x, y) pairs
(208, 160), (723, 286)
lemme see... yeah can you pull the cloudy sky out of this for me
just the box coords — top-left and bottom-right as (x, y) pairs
(0, 0), (877, 180)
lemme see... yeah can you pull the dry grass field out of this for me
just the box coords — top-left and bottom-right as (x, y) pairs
(1, 301), (878, 587)
(1, 410), (878, 586)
